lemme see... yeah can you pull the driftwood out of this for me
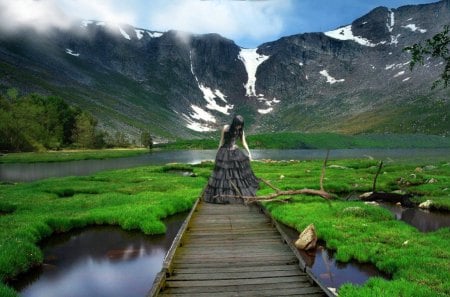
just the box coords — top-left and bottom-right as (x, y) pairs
(360, 161), (414, 207)
(213, 150), (334, 204)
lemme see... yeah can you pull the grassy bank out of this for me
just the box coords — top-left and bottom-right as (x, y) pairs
(0, 158), (449, 296)
(157, 132), (450, 150)
(0, 148), (149, 163)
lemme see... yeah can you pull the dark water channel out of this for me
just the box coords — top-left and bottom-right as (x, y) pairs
(380, 203), (450, 232)
(1, 148), (449, 182)
(279, 224), (389, 293)
(8, 212), (188, 297)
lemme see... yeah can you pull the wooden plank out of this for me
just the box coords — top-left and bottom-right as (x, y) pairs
(165, 275), (310, 287)
(160, 281), (316, 294)
(149, 200), (326, 297)
(160, 286), (324, 296)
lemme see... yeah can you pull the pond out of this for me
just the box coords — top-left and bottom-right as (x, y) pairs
(380, 203), (450, 232)
(1, 148), (449, 182)
(7, 213), (188, 297)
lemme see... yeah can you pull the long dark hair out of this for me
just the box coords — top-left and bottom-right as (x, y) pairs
(229, 115), (244, 139)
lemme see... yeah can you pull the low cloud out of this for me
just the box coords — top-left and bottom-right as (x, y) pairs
(0, 0), (137, 34)
(0, 0), (72, 33)
(145, 0), (294, 47)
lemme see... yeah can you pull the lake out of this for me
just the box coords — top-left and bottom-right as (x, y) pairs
(1, 148), (449, 182)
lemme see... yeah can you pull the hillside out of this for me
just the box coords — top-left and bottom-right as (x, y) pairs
(0, 1), (449, 141)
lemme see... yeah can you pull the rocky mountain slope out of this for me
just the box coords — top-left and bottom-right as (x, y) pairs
(0, 0), (449, 141)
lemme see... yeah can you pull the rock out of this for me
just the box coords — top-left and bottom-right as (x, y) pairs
(414, 167), (423, 173)
(419, 200), (433, 209)
(279, 175), (285, 179)
(423, 165), (437, 171)
(329, 165), (348, 169)
(427, 178), (438, 184)
(295, 224), (317, 251)
(364, 201), (379, 206)
(359, 192), (373, 199)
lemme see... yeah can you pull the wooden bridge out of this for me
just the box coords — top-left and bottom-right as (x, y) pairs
(148, 199), (332, 297)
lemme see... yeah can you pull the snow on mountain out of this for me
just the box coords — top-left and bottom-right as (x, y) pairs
(118, 26), (131, 40)
(402, 24), (427, 33)
(319, 70), (345, 84)
(65, 48), (80, 56)
(324, 25), (376, 47)
(238, 48), (270, 96)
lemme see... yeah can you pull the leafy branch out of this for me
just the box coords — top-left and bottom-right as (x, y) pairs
(404, 25), (450, 88)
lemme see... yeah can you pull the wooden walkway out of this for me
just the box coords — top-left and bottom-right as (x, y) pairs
(149, 200), (329, 297)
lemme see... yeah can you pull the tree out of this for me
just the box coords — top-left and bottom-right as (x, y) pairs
(72, 111), (98, 148)
(140, 130), (153, 149)
(404, 25), (450, 88)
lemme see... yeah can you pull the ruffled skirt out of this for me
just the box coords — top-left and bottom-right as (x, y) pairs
(203, 147), (259, 204)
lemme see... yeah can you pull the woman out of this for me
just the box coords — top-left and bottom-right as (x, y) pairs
(203, 115), (259, 204)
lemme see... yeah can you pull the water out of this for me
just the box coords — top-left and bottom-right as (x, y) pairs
(380, 203), (450, 232)
(1, 148), (449, 182)
(279, 224), (389, 293)
(8, 213), (188, 297)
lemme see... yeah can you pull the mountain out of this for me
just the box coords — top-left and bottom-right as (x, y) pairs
(0, 1), (449, 142)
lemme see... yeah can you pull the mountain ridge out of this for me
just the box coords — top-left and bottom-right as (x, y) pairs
(0, 0), (448, 141)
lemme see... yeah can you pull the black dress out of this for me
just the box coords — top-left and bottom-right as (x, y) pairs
(203, 129), (259, 204)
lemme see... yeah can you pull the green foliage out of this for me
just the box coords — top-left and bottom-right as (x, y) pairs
(405, 25), (450, 88)
(0, 91), (107, 152)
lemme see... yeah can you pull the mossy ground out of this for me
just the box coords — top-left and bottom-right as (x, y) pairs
(0, 158), (449, 296)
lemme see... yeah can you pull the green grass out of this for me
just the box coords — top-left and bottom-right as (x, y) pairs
(0, 148), (149, 163)
(0, 158), (449, 296)
(253, 159), (450, 297)
(157, 132), (450, 150)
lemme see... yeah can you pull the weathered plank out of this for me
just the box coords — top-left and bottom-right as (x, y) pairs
(149, 200), (327, 297)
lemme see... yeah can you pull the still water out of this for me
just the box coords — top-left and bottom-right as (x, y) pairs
(279, 224), (389, 293)
(1, 148), (449, 182)
(8, 213), (187, 297)
(380, 203), (450, 232)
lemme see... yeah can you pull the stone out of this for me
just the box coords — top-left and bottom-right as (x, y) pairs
(359, 191), (373, 199)
(419, 200), (433, 209)
(295, 223), (317, 251)
(427, 178), (438, 184)
(414, 167), (423, 173)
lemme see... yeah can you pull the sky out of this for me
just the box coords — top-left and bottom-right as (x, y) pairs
(0, 0), (440, 48)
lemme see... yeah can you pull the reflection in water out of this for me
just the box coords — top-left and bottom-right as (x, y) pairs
(279, 224), (388, 292)
(1, 148), (449, 182)
(380, 203), (450, 232)
(8, 213), (187, 297)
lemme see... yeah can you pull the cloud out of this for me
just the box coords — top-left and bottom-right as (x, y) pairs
(145, 0), (294, 47)
(0, 0), (138, 34)
(0, 0), (72, 33)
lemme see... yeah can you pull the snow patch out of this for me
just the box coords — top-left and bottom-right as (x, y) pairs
(238, 48), (270, 96)
(189, 50), (233, 115)
(148, 31), (163, 38)
(394, 71), (405, 78)
(324, 25), (376, 47)
(402, 24), (427, 33)
(135, 29), (144, 40)
(198, 84), (233, 114)
(65, 49), (80, 56)
(385, 61), (410, 70)
(390, 34), (401, 46)
(402, 77), (411, 82)
(182, 113), (216, 132)
(320, 70), (345, 84)
(299, 62), (304, 66)
(258, 107), (273, 114)
(387, 9), (395, 32)
(189, 105), (216, 123)
(118, 26), (131, 40)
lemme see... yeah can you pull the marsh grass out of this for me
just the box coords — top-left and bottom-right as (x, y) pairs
(256, 159), (449, 296)
(0, 158), (449, 296)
